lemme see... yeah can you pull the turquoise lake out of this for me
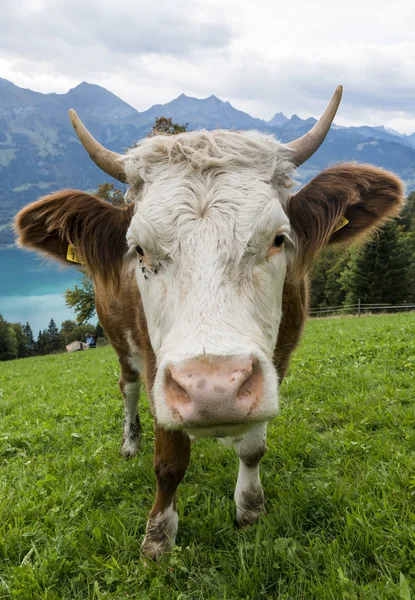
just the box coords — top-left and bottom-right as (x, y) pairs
(0, 247), (82, 332)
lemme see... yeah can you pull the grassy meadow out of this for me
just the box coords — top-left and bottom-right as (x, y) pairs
(0, 313), (415, 599)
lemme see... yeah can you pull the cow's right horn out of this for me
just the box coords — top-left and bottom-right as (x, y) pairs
(286, 85), (343, 166)
(69, 109), (127, 183)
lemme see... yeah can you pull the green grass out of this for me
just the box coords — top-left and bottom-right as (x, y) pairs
(1, 313), (415, 599)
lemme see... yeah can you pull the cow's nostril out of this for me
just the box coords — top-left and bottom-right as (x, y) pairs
(165, 370), (191, 408)
(237, 360), (263, 405)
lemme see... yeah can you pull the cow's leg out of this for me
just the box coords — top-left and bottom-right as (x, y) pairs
(142, 428), (191, 560)
(233, 422), (267, 526)
(119, 358), (142, 458)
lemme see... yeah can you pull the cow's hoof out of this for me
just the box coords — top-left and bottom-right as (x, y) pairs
(235, 507), (262, 527)
(141, 534), (174, 561)
(120, 436), (141, 458)
(141, 509), (178, 560)
(235, 487), (264, 527)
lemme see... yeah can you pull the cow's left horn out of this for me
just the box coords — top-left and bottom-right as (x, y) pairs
(287, 85), (343, 166)
(69, 109), (127, 183)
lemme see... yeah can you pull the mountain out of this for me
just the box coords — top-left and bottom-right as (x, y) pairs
(1, 78), (415, 245)
(138, 93), (268, 130)
(63, 82), (138, 120)
(0, 79), (149, 242)
(406, 132), (415, 148)
(267, 112), (289, 127)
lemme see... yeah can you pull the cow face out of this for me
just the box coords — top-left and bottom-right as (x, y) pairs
(124, 135), (295, 436)
(15, 86), (404, 438)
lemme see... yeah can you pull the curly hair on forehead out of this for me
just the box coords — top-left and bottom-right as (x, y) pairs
(122, 129), (295, 184)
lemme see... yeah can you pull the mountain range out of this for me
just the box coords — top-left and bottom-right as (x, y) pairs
(1, 77), (415, 245)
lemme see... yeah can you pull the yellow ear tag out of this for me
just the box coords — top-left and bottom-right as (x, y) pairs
(66, 245), (83, 264)
(333, 216), (349, 233)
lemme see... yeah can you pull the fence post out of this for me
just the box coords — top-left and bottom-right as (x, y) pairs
(358, 298), (361, 317)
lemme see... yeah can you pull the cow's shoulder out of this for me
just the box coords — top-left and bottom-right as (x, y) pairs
(95, 273), (146, 362)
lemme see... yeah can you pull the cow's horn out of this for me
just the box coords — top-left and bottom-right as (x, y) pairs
(69, 109), (127, 183)
(287, 85), (343, 166)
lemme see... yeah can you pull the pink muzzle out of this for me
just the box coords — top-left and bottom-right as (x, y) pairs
(164, 356), (264, 427)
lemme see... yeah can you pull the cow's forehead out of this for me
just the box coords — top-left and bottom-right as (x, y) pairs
(124, 130), (295, 242)
(126, 174), (291, 267)
(123, 129), (295, 189)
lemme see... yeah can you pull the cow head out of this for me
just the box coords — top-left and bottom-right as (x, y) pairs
(15, 87), (404, 438)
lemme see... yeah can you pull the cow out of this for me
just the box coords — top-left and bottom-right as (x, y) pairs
(14, 86), (405, 559)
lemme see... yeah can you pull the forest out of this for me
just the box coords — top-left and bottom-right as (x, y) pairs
(0, 317), (104, 361)
(309, 190), (415, 309)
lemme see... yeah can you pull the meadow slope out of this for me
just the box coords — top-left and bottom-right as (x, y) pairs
(0, 313), (415, 599)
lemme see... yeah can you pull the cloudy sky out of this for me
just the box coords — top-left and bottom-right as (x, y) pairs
(1, 0), (415, 132)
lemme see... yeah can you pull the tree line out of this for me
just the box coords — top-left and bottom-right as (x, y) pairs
(0, 317), (104, 361)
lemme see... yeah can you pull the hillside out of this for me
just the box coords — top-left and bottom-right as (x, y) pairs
(1, 78), (415, 245)
(0, 313), (414, 597)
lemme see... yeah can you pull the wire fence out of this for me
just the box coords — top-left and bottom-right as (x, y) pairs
(309, 300), (415, 318)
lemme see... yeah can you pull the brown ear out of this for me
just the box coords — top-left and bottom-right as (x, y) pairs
(14, 190), (134, 286)
(287, 163), (405, 275)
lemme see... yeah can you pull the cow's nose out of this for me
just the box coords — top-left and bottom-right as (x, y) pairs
(164, 356), (264, 425)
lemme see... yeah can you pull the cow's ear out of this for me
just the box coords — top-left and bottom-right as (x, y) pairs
(287, 163), (405, 275)
(15, 190), (134, 286)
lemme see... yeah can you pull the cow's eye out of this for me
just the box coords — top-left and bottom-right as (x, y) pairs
(136, 245), (144, 256)
(273, 234), (285, 248)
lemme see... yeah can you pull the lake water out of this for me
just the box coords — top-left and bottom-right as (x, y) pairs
(0, 247), (83, 332)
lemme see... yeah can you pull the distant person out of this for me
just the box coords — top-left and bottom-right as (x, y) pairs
(85, 333), (96, 348)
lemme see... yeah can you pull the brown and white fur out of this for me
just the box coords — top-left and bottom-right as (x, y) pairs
(15, 129), (405, 559)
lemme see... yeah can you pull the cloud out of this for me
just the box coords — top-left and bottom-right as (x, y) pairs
(0, 0), (414, 132)
(0, 293), (77, 332)
(94, 41), (415, 130)
(213, 42), (415, 116)
(0, 0), (239, 69)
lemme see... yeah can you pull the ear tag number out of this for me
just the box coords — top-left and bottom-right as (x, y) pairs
(333, 216), (349, 233)
(66, 245), (83, 264)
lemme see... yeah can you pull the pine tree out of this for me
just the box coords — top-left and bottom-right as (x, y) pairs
(22, 322), (36, 356)
(309, 252), (331, 308)
(47, 319), (61, 353)
(309, 248), (352, 309)
(36, 330), (50, 355)
(344, 222), (411, 305)
(399, 192), (415, 231)
(324, 250), (351, 307)
(399, 231), (415, 302)
(36, 330), (42, 354)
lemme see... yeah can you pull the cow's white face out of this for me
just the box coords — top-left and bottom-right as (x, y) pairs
(125, 131), (295, 437)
